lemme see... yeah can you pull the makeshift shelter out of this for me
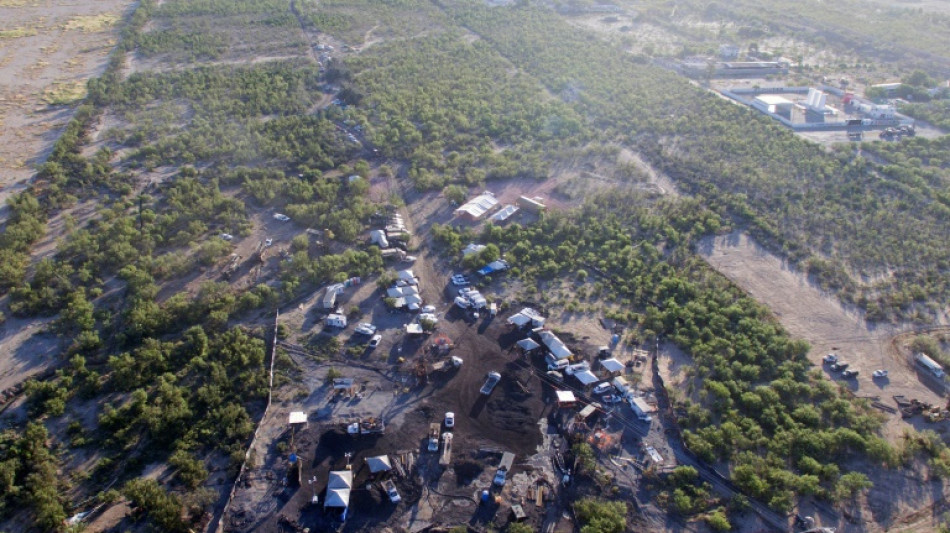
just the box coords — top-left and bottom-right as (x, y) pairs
(556, 390), (577, 406)
(600, 358), (625, 374)
(573, 370), (599, 386)
(516, 338), (540, 351)
(538, 330), (572, 359)
(508, 307), (545, 328)
(325, 470), (352, 510)
(365, 455), (392, 474)
(397, 269), (418, 284)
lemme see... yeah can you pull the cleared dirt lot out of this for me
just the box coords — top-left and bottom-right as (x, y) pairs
(0, 0), (132, 189)
(699, 230), (950, 533)
(698, 231), (945, 425)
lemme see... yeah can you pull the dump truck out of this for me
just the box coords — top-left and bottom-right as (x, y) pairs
(439, 432), (453, 466)
(428, 423), (440, 452)
(480, 371), (501, 395)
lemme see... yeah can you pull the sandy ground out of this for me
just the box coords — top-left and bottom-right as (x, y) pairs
(698, 231), (946, 428)
(699, 230), (950, 532)
(0, 314), (59, 391)
(0, 0), (132, 191)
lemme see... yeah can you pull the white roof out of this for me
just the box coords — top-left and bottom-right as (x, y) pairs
(539, 330), (572, 359)
(573, 370), (599, 385)
(365, 455), (392, 473)
(601, 358), (624, 373)
(387, 287), (404, 298)
(490, 204), (519, 222)
(325, 489), (350, 508)
(754, 94), (793, 106)
(288, 411), (307, 424)
(398, 269), (416, 281)
(406, 323), (423, 334)
(555, 390), (576, 403)
(508, 307), (545, 327)
(455, 192), (499, 219)
(517, 338), (540, 350)
(327, 313), (346, 321)
(328, 470), (352, 489)
(404, 294), (423, 305)
(462, 243), (486, 257)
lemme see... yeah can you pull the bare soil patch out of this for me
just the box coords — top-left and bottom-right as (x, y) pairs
(0, 0), (132, 188)
(699, 230), (950, 532)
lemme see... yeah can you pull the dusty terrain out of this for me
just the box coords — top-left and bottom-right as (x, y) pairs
(0, 0), (132, 189)
(699, 230), (950, 532)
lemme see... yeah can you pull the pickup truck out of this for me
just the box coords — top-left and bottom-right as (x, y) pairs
(480, 371), (501, 395)
(382, 479), (401, 503)
(493, 452), (515, 486)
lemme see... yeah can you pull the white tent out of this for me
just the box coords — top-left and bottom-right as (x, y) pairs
(365, 455), (392, 474)
(539, 330), (572, 359)
(600, 358), (625, 373)
(397, 269), (417, 284)
(325, 470), (352, 509)
(386, 287), (404, 298)
(517, 338), (540, 351)
(288, 411), (307, 425)
(573, 370), (599, 386)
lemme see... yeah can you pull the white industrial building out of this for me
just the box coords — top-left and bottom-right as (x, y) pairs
(455, 191), (499, 221)
(752, 94), (794, 114)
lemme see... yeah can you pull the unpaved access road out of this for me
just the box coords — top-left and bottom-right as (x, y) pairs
(698, 231), (946, 437)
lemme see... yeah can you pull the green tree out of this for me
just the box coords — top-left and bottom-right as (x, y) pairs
(574, 497), (626, 533)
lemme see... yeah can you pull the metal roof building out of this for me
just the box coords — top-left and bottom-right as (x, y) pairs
(455, 192), (499, 220)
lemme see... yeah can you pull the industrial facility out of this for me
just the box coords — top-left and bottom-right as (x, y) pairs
(724, 85), (914, 132)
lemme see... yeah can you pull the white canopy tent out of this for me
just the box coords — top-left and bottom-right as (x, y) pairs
(365, 455), (392, 474)
(573, 370), (599, 386)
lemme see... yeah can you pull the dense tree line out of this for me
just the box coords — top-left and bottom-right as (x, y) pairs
(477, 192), (903, 511)
(342, 33), (587, 188)
(448, 1), (950, 321)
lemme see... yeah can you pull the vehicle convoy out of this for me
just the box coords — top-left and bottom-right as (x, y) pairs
(480, 371), (501, 395)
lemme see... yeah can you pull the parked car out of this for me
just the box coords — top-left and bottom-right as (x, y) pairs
(355, 323), (377, 335)
(547, 359), (569, 371)
(546, 371), (563, 383)
(368, 334), (382, 348)
(823, 353), (838, 364)
(444, 412), (455, 428)
(872, 369), (888, 379)
(273, 213), (290, 221)
(458, 287), (477, 296)
(592, 382), (613, 395)
(219, 233), (234, 241)
(264, 238), (273, 247)
(421, 305), (436, 314)
(830, 362), (849, 372)
(841, 369), (859, 379)
(451, 275), (471, 286)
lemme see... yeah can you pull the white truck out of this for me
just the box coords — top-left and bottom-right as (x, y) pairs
(480, 371), (501, 395)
